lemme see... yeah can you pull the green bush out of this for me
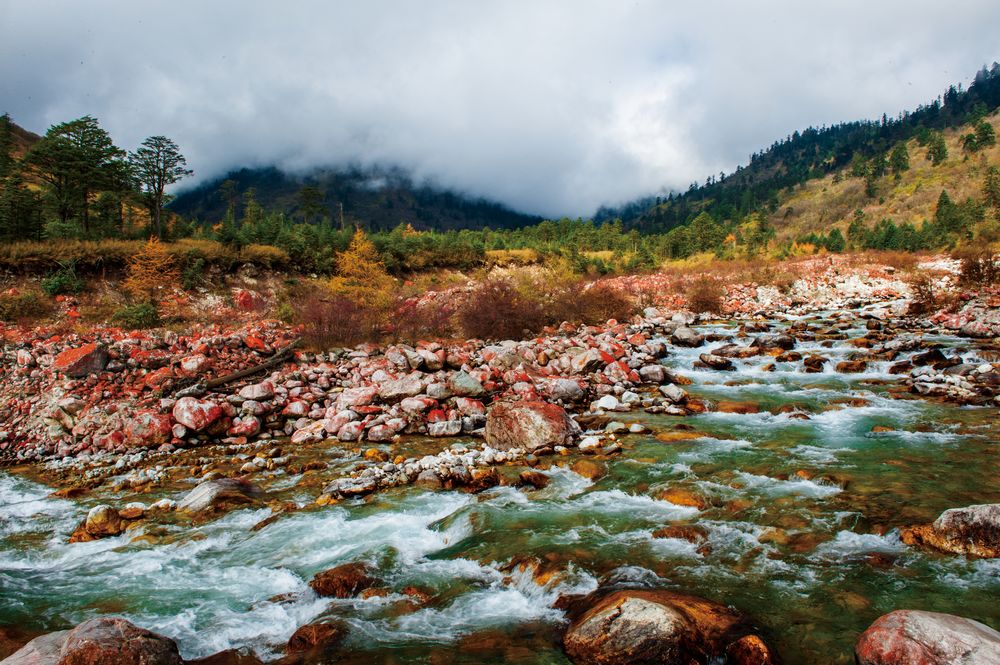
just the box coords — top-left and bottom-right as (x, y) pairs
(181, 256), (206, 290)
(41, 266), (84, 296)
(112, 302), (160, 329)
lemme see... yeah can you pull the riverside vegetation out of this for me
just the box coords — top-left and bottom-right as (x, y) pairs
(1, 66), (1000, 665)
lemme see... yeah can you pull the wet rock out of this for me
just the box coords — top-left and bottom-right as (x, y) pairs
(52, 343), (109, 378)
(309, 562), (377, 598)
(715, 401), (760, 415)
(900, 504), (1000, 558)
(638, 365), (668, 384)
(563, 590), (776, 665)
(571, 459), (607, 481)
(651, 524), (708, 544)
(286, 620), (348, 655)
(185, 649), (264, 665)
(57, 617), (182, 665)
(656, 487), (708, 509)
(671, 327), (705, 347)
(484, 401), (580, 452)
(176, 478), (263, 514)
(697, 353), (734, 371)
(803, 355), (828, 372)
(836, 360), (868, 373)
(518, 470), (550, 489)
(855, 609), (1000, 665)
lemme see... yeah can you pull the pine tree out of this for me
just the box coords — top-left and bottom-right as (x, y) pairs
(889, 144), (910, 178)
(983, 166), (1000, 210)
(130, 135), (192, 239)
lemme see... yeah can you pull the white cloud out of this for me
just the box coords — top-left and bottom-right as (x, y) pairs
(1, 1), (998, 217)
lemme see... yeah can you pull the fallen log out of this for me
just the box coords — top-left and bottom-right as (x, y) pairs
(173, 338), (302, 398)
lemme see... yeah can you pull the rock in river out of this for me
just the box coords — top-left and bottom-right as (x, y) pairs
(855, 609), (1000, 665)
(309, 562), (378, 598)
(11, 617), (184, 665)
(900, 503), (1000, 558)
(670, 327), (705, 348)
(563, 590), (777, 665)
(176, 478), (263, 514)
(484, 401), (580, 452)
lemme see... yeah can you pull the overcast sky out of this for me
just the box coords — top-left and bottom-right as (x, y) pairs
(2, 1), (998, 217)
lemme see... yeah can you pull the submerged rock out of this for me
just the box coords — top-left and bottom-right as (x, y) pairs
(176, 478), (263, 514)
(855, 609), (1000, 665)
(900, 503), (1000, 558)
(484, 401), (580, 452)
(57, 617), (182, 665)
(562, 590), (776, 665)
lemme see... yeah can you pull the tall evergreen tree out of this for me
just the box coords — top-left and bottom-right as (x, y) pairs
(130, 135), (192, 239)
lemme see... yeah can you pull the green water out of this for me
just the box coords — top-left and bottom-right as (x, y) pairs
(1, 316), (998, 664)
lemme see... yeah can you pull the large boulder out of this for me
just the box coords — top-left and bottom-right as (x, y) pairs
(69, 505), (125, 543)
(377, 374), (424, 401)
(57, 617), (182, 665)
(484, 401), (580, 452)
(176, 478), (263, 514)
(670, 327), (704, 348)
(52, 343), (109, 378)
(900, 504), (1000, 558)
(171, 397), (223, 432)
(447, 371), (485, 397)
(855, 610), (1000, 665)
(124, 411), (174, 448)
(563, 590), (776, 665)
(309, 562), (377, 598)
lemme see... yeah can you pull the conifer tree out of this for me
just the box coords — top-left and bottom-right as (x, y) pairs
(124, 237), (180, 302)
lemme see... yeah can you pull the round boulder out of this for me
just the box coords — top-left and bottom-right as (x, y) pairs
(855, 610), (1000, 665)
(58, 617), (182, 665)
(563, 590), (776, 665)
(484, 401), (580, 452)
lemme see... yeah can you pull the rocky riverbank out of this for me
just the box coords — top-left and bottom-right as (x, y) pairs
(2, 256), (1000, 664)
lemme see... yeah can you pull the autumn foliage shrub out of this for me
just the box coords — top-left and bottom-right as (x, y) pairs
(457, 278), (546, 340)
(123, 237), (180, 302)
(294, 286), (377, 349)
(550, 282), (634, 325)
(954, 247), (1000, 285)
(393, 297), (456, 342)
(686, 276), (725, 314)
(906, 274), (940, 315)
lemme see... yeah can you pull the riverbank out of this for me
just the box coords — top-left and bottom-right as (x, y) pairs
(2, 255), (999, 664)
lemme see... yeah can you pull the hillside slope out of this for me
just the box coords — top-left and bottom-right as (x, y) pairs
(169, 166), (542, 232)
(769, 112), (1000, 240)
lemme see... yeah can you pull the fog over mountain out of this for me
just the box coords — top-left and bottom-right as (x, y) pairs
(2, 1), (998, 217)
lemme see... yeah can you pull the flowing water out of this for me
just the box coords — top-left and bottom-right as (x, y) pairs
(2, 313), (999, 663)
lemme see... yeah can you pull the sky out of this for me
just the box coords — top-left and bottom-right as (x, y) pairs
(2, 1), (999, 218)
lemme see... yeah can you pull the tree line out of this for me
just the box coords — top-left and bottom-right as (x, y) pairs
(0, 114), (191, 242)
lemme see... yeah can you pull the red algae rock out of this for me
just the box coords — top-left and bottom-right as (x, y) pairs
(855, 610), (1000, 665)
(52, 343), (108, 378)
(309, 563), (377, 598)
(124, 411), (173, 447)
(484, 401), (579, 452)
(172, 397), (223, 432)
(58, 617), (183, 665)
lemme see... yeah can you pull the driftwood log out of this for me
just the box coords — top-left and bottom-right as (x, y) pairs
(174, 338), (302, 398)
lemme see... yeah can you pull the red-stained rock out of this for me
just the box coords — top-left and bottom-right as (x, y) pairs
(57, 617), (183, 665)
(172, 397), (223, 432)
(52, 343), (108, 378)
(484, 401), (579, 452)
(855, 610), (1000, 665)
(309, 562), (377, 598)
(178, 354), (213, 377)
(125, 411), (174, 447)
(286, 620), (348, 654)
(900, 504), (1000, 558)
